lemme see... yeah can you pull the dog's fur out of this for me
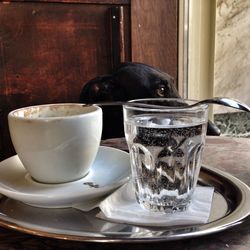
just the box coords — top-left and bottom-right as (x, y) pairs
(79, 62), (220, 139)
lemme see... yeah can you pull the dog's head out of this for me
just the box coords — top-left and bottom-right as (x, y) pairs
(112, 62), (179, 99)
(79, 62), (179, 103)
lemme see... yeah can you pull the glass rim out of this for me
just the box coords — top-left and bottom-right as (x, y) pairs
(123, 98), (208, 112)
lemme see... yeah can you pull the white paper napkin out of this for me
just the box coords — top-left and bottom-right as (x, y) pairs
(73, 198), (104, 211)
(97, 181), (214, 227)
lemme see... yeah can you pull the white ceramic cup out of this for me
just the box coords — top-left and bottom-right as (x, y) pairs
(8, 103), (102, 184)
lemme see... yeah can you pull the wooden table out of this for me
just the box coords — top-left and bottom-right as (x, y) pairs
(0, 136), (249, 250)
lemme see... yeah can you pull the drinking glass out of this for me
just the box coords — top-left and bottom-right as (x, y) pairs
(123, 98), (208, 212)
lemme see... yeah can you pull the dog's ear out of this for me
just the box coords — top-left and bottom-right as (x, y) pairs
(79, 75), (127, 103)
(79, 75), (111, 102)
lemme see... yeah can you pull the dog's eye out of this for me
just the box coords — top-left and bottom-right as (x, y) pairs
(156, 85), (166, 97)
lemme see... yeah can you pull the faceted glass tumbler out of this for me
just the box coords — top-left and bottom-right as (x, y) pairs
(123, 98), (209, 213)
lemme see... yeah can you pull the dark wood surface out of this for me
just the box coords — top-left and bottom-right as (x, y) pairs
(0, 0), (178, 161)
(131, 0), (178, 81)
(8, 0), (130, 3)
(0, 136), (249, 249)
(0, 1), (131, 160)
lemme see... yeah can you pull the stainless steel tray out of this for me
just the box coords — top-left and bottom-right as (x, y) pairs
(0, 165), (249, 242)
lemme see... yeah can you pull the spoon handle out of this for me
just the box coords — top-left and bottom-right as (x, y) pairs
(85, 102), (170, 109)
(84, 97), (250, 112)
(196, 97), (250, 112)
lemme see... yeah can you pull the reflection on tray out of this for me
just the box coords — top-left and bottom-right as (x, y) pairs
(0, 165), (249, 242)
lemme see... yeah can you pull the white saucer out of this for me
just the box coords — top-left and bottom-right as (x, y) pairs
(0, 146), (130, 208)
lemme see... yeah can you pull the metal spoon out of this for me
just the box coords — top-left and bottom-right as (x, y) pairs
(187, 97), (250, 112)
(88, 97), (250, 112)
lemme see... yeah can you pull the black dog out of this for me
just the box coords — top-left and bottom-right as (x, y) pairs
(79, 62), (220, 139)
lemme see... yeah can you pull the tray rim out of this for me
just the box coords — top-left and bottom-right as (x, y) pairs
(0, 165), (249, 243)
